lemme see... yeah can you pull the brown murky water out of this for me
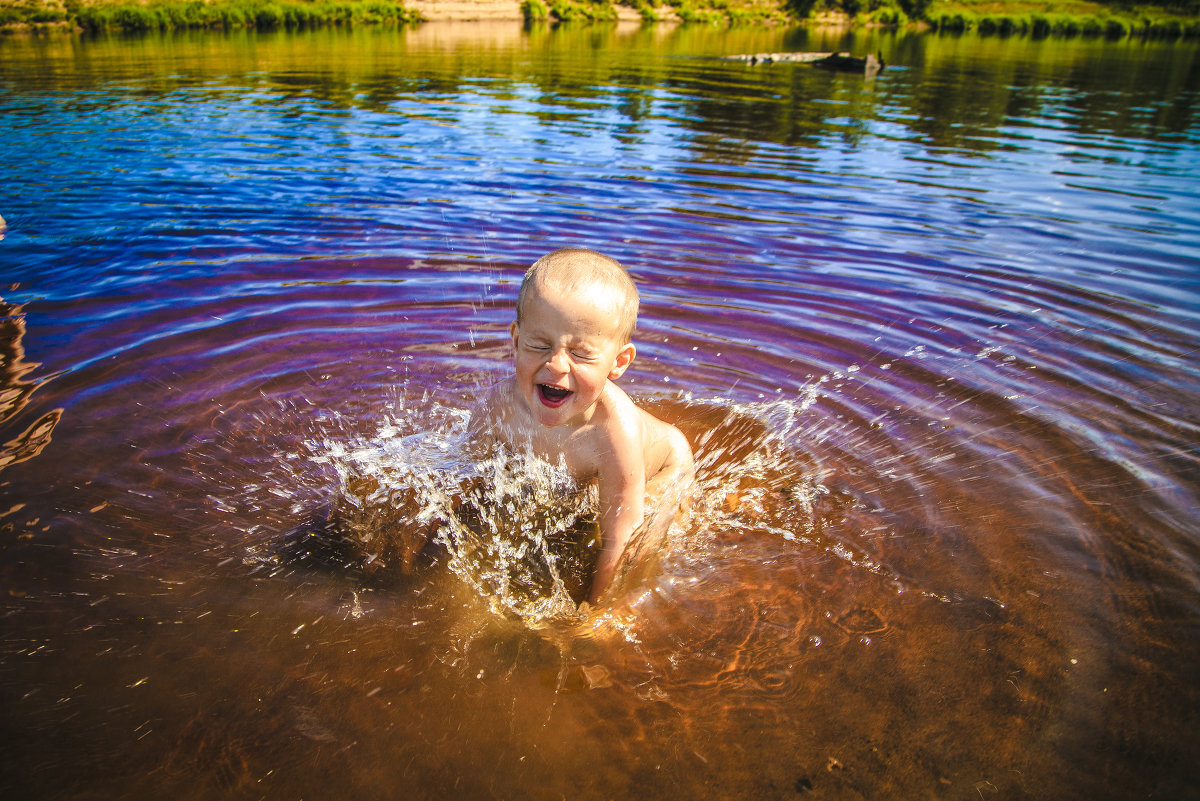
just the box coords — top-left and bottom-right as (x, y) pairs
(1, 22), (1198, 800)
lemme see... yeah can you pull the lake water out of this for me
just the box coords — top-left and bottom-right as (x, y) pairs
(1, 21), (1198, 799)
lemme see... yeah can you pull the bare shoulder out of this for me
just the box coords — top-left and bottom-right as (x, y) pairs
(603, 383), (692, 479)
(639, 406), (693, 478)
(588, 382), (646, 457)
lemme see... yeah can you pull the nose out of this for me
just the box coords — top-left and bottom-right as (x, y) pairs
(545, 347), (570, 374)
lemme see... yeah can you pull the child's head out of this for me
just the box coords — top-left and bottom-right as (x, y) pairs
(516, 248), (639, 344)
(509, 248), (640, 427)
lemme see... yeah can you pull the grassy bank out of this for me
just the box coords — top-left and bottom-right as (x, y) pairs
(920, 0), (1200, 37)
(518, 0), (787, 23)
(1, 0), (1196, 35)
(0, 0), (421, 32)
(531, 0), (1199, 34)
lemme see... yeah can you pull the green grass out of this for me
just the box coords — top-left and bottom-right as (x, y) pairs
(1, 0), (1195, 36)
(544, 0), (618, 21)
(924, 6), (1200, 37)
(0, 0), (420, 31)
(519, 0), (785, 23)
(520, 0), (619, 22)
(668, 0), (787, 22)
(921, 0), (1199, 37)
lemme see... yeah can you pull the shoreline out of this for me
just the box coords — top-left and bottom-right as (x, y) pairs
(406, 0), (537, 21)
(1, 0), (1196, 35)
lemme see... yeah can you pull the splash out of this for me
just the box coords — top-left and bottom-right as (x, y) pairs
(204, 373), (911, 632)
(353, 391), (852, 620)
(303, 401), (598, 625)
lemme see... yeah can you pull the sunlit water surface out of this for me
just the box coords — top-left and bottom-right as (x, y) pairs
(1, 22), (1199, 800)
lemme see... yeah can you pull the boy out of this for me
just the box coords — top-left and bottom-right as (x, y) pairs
(474, 248), (693, 604)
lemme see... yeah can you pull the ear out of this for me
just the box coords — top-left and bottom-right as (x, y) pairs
(608, 343), (636, 380)
(509, 321), (520, 349)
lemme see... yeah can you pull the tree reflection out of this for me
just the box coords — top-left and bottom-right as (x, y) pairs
(2, 24), (1195, 158)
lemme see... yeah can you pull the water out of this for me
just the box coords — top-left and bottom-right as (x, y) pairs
(1, 21), (1199, 799)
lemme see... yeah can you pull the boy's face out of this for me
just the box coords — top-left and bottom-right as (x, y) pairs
(510, 279), (635, 429)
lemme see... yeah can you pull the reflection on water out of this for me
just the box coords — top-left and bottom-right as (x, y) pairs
(1, 21), (1199, 801)
(0, 303), (61, 471)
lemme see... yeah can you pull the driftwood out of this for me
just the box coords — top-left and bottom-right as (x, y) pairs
(723, 51), (884, 75)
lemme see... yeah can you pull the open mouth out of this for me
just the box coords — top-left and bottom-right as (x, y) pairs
(537, 384), (573, 408)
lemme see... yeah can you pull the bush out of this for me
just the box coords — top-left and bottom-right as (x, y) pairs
(213, 4), (249, 26)
(895, 0), (928, 20)
(629, 0), (659, 21)
(521, 0), (549, 20)
(113, 5), (162, 30)
(30, 7), (69, 22)
(995, 15), (1023, 34)
(868, 5), (906, 24)
(546, 0), (616, 20)
(254, 3), (283, 28)
(1055, 15), (1081, 35)
(931, 10), (969, 31)
(1147, 17), (1184, 37)
(672, 0), (723, 21)
(785, 0), (818, 17)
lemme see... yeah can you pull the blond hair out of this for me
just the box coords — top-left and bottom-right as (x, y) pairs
(516, 248), (639, 343)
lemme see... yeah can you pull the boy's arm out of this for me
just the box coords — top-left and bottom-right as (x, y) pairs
(589, 436), (646, 605)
